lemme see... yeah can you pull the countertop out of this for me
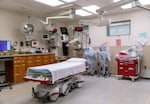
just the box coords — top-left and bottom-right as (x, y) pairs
(0, 53), (54, 58)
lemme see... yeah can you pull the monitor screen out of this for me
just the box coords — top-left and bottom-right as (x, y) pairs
(75, 27), (83, 32)
(0, 40), (11, 51)
(60, 27), (68, 35)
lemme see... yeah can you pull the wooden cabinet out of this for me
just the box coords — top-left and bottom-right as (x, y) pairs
(4, 53), (55, 83)
(25, 56), (35, 69)
(43, 55), (50, 65)
(13, 56), (26, 83)
(42, 54), (56, 65)
(48, 54), (56, 64)
(34, 55), (43, 66)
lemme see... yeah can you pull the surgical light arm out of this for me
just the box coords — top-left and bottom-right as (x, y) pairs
(96, 0), (150, 26)
(95, 0), (137, 26)
(39, 16), (73, 25)
(39, 8), (75, 25)
(96, 0), (136, 14)
(134, 1), (150, 11)
(68, 38), (78, 44)
(96, 0), (150, 15)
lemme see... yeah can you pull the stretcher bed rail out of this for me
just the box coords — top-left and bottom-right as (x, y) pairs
(24, 58), (87, 84)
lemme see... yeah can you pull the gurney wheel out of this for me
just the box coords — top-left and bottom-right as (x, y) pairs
(77, 82), (84, 88)
(61, 82), (70, 96)
(62, 86), (70, 96)
(50, 93), (59, 102)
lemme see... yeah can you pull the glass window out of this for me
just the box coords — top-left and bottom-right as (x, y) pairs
(107, 20), (131, 36)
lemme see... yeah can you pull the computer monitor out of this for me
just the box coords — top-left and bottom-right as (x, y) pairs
(0, 40), (11, 51)
(60, 27), (68, 35)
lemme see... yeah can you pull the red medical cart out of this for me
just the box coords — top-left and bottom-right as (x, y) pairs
(115, 56), (140, 81)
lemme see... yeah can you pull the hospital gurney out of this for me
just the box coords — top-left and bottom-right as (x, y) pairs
(23, 58), (87, 102)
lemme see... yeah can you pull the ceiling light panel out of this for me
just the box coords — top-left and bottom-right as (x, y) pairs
(76, 9), (92, 16)
(113, 0), (120, 2)
(121, 3), (132, 9)
(139, 0), (150, 5)
(83, 5), (100, 14)
(34, 0), (64, 6)
(62, 0), (76, 3)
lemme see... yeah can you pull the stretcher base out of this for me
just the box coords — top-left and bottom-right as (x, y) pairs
(31, 75), (84, 103)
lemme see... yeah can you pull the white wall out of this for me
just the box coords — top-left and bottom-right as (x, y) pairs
(0, 8), (66, 54)
(0, 8), (46, 48)
(89, 10), (150, 47)
(0, 9), (25, 41)
(2, 7), (149, 54)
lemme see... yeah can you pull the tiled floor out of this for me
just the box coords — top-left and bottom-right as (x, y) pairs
(0, 76), (150, 104)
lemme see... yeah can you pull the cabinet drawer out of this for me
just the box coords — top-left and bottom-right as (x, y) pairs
(43, 56), (49, 59)
(50, 55), (55, 59)
(14, 63), (26, 67)
(43, 60), (49, 65)
(14, 64), (20, 68)
(123, 67), (136, 76)
(50, 59), (55, 63)
(14, 57), (26, 64)
(26, 56), (34, 60)
(35, 55), (41, 58)
(43, 59), (49, 62)
(123, 69), (129, 76)
(118, 68), (123, 75)
(26, 60), (34, 64)
(35, 60), (42, 66)
(35, 55), (42, 59)
(14, 60), (22, 64)
(35, 59), (42, 62)
(128, 70), (136, 76)
(43, 57), (49, 60)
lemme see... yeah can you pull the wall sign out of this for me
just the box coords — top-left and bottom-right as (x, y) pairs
(31, 40), (38, 47)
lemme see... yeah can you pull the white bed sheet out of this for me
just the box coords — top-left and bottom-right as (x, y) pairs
(27, 58), (86, 83)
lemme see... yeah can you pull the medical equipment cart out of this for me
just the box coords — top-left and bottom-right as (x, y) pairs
(115, 56), (140, 81)
(0, 57), (12, 91)
(0, 71), (12, 91)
